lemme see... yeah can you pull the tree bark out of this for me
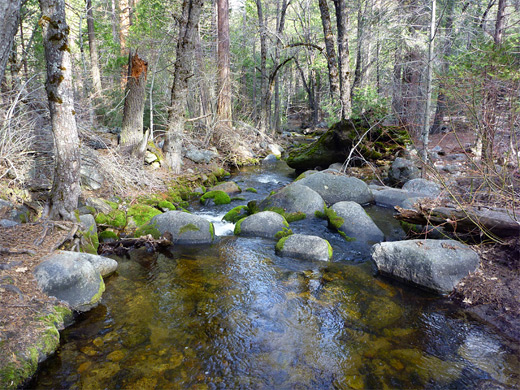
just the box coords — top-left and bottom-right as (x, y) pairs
(256, 0), (268, 133)
(86, 0), (102, 97)
(39, 0), (81, 221)
(216, 0), (232, 130)
(163, 0), (205, 173)
(494, 0), (506, 45)
(0, 0), (21, 84)
(120, 51), (148, 155)
(333, 0), (352, 119)
(318, 0), (339, 98)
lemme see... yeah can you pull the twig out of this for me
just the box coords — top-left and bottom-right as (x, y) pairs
(0, 246), (36, 255)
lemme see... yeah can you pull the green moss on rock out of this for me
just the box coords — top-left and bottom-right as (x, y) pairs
(158, 200), (176, 211)
(209, 222), (215, 240)
(127, 204), (162, 227)
(99, 230), (118, 241)
(275, 228), (293, 239)
(223, 205), (249, 223)
(233, 217), (247, 235)
(200, 190), (231, 205)
(245, 187), (257, 193)
(179, 223), (200, 235)
(275, 236), (290, 253)
(134, 224), (161, 239)
(95, 210), (126, 228)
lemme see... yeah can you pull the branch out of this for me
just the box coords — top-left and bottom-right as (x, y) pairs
(285, 42), (324, 53)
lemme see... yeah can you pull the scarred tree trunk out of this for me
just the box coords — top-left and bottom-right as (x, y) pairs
(39, 0), (81, 221)
(318, 0), (339, 98)
(86, 0), (102, 96)
(333, 0), (352, 119)
(216, 0), (232, 131)
(120, 51), (147, 155)
(163, 0), (204, 173)
(0, 0), (21, 83)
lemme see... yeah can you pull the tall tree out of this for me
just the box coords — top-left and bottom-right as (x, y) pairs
(256, 0), (268, 133)
(216, 0), (232, 130)
(0, 0), (22, 83)
(318, 0), (339, 98)
(333, 0), (352, 119)
(86, 0), (102, 97)
(39, 0), (81, 220)
(120, 50), (148, 155)
(163, 0), (205, 173)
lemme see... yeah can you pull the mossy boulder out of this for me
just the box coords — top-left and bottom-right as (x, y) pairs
(330, 201), (384, 244)
(285, 119), (410, 172)
(234, 211), (289, 239)
(223, 205), (250, 223)
(149, 211), (214, 244)
(95, 209), (126, 228)
(259, 183), (325, 218)
(200, 190), (231, 205)
(127, 204), (162, 227)
(210, 181), (241, 194)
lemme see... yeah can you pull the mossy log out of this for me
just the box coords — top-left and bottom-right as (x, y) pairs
(395, 203), (520, 238)
(285, 119), (409, 172)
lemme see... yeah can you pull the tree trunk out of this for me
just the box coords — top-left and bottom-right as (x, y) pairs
(163, 0), (205, 173)
(39, 0), (81, 221)
(216, 0), (232, 131)
(119, 0), (131, 88)
(494, 0), (506, 45)
(86, 0), (102, 97)
(420, 0), (436, 161)
(333, 0), (352, 119)
(0, 0), (21, 84)
(110, 0), (119, 44)
(256, 0), (268, 133)
(318, 0), (339, 98)
(120, 51), (147, 155)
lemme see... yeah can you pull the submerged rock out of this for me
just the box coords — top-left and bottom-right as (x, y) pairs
(150, 211), (214, 244)
(34, 252), (109, 312)
(297, 172), (374, 205)
(371, 239), (480, 294)
(275, 234), (332, 261)
(330, 201), (384, 244)
(259, 183), (325, 218)
(235, 211), (288, 239)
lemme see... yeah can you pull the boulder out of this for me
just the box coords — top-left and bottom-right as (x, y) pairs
(371, 187), (429, 209)
(262, 154), (279, 164)
(297, 172), (374, 205)
(330, 201), (384, 244)
(34, 252), (110, 312)
(268, 143), (284, 157)
(371, 239), (480, 294)
(388, 157), (420, 185)
(144, 151), (158, 164)
(184, 146), (219, 164)
(275, 234), (332, 262)
(86, 197), (113, 215)
(0, 199), (29, 223)
(81, 148), (104, 190)
(402, 178), (441, 197)
(328, 162), (343, 171)
(235, 211), (288, 239)
(150, 211), (214, 244)
(259, 183), (325, 218)
(79, 214), (97, 234)
(285, 119), (409, 171)
(210, 181), (241, 194)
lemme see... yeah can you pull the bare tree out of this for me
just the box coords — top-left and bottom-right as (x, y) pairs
(39, 0), (81, 221)
(318, 0), (339, 98)
(163, 0), (205, 173)
(333, 0), (352, 119)
(216, 0), (232, 130)
(0, 0), (21, 83)
(86, 0), (102, 97)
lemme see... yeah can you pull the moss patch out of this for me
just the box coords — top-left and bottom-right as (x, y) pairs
(223, 205), (249, 223)
(99, 230), (118, 241)
(179, 223), (200, 235)
(200, 191), (231, 205)
(275, 228), (293, 239)
(275, 236), (290, 253)
(209, 222), (215, 240)
(327, 241), (333, 260)
(245, 187), (257, 193)
(158, 200), (176, 211)
(95, 210), (126, 228)
(80, 229), (99, 254)
(134, 223), (161, 239)
(233, 217), (247, 235)
(285, 212), (306, 223)
(89, 275), (105, 306)
(127, 204), (162, 227)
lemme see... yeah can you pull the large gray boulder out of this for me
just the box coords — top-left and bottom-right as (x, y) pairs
(259, 183), (325, 218)
(276, 234), (332, 262)
(210, 181), (241, 194)
(331, 201), (384, 244)
(235, 211), (288, 239)
(402, 178), (441, 197)
(150, 211), (214, 244)
(34, 252), (110, 312)
(371, 187), (428, 209)
(79, 214), (97, 234)
(297, 172), (374, 205)
(388, 157), (420, 185)
(371, 239), (480, 294)
(184, 146), (219, 164)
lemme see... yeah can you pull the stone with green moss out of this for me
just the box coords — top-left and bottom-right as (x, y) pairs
(157, 200), (176, 211)
(275, 227), (293, 239)
(234, 217), (246, 235)
(234, 211), (288, 239)
(200, 190), (231, 205)
(134, 224), (161, 239)
(99, 230), (119, 242)
(275, 234), (332, 261)
(245, 187), (257, 193)
(127, 204), (162, 227)
(179, 223), (200, 235)
(95, 210), (126, 228)
(80, 229), (99, 254)
(223, 205), (249, 223)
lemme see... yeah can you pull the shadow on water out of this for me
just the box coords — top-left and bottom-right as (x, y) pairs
(29, 161), (520, 389)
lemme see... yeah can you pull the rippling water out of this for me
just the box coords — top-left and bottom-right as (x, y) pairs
(30, 162), (520, 389)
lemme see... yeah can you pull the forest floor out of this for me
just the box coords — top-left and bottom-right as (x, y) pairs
(0, 127), (519, 388)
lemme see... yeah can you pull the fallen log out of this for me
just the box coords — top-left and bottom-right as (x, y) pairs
(395, 203), (520, 238)
(99, 234), (172, 255)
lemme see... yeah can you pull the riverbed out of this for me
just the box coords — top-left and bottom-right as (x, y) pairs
(29, 162), (520, 389)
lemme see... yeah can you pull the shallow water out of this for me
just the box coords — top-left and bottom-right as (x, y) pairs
(30, 162), (520, 389)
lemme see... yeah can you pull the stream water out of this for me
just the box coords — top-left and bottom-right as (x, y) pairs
(30, 162), (519, 389)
